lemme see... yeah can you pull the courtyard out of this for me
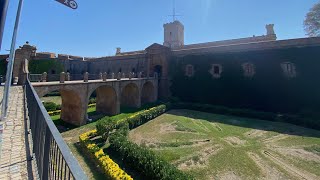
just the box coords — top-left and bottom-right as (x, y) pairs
(128, 109), (320, 180)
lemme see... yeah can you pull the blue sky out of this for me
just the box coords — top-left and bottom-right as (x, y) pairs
(0, 0), (318, 57)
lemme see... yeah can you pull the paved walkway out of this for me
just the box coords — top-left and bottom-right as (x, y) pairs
(0, 86), (32, 179)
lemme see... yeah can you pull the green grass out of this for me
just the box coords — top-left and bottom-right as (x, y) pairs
(128, 109), (320, 180)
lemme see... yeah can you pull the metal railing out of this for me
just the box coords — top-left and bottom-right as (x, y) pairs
(25, 79), (87, 180)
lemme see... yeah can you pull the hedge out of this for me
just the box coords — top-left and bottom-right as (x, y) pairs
(109, 132), (193, 180)
(47, 103), (96, 116)
(172, 102), (320, 130)
(96, 104), (169, 138)
(79, 130), (133, 180)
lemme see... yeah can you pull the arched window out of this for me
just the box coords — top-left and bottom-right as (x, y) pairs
(209, 64), (222, 78)
(242, 63), (255, 77)
(185, 64), (194, 77)
(281, 62), (296, 78)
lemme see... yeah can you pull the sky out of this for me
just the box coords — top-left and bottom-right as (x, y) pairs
(0, 0), (318, 57)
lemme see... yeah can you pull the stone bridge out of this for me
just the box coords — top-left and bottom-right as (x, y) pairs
(31, 78), (158, 126)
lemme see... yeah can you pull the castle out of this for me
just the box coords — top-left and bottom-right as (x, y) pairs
(2, 20), (320, 115)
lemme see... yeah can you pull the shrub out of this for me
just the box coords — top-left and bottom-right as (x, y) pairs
(43, 102), (58, 111)
(96, 104), (169, 138)
(79, 130), (133, 180)
(172, 102), (320, 130)
(109, 132), (193, 180)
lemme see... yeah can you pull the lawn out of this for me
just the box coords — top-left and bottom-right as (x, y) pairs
(128, 109), (320, 180)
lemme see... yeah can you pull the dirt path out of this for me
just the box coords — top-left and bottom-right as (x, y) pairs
(273, 147), (320, 163)
(263, 150), (319, 180)
(263, 134), (288, 143)
(247, 152), (288, 179)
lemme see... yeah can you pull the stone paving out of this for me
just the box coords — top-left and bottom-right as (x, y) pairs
(0, 86), (31, 179)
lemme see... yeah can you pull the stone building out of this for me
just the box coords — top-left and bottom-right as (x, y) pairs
(2, 20), (320, 115)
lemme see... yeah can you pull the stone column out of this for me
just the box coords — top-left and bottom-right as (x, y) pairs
(42, 72), (47, 82)
(117, 72), (121, 80)
(60, 72), (65, 83)
(66, 72), (71, 81)
(102, 72), (107, 81)
(84, 72), (89, 82)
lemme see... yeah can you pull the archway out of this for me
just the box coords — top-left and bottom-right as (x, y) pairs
(95, 86), (118, 115)
(121, 83), (140, 108)
(141, 81), (156, 104)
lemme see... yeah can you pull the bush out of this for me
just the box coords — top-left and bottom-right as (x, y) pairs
(79, 130), (133, 180)
(109, 132), (193, 180)
(172, 102), (320, 130)
(43, 102), (58, 111)
(96, 104), (169, 138)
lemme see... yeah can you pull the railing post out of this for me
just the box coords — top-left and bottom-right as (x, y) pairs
(42, 72), (47, 82)
(117, 72), (121, 80)
(60, 72), (65, 83)
(129, 72), (132, 80)
(84, 72), (89, 82)
(102, 72), (107, 81)
(99, 72), (103, 80)
(66, 72), (70, 81)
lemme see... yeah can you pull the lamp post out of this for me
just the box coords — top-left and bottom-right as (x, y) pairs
(0, 0), (24, 120)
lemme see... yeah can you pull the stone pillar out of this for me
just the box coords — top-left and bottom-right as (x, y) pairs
(132, 72), (135, 78)
(84, 72), (89, 82)
(117, 72), (121, 80)
(111, 73), (115, 79)
(99, 72), (103, 80)
(66, 72), (70, 81)
(129, 72), (132, 80)
(122, 73), (126, 79)
(102, 72), (107, 81)
(42, 72), (47, 82)
(60, 72), (65, 83)
(138, 72), (142, 78)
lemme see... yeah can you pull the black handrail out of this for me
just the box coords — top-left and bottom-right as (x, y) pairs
(25, 79), (87, 180)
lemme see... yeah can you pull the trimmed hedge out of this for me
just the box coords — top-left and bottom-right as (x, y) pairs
(47, 103), (96, 116)
(109, 132), (193, 180)
(79, 130), (133, 180)
(172, 102), (320, 130)
(96, 104), (169, 138)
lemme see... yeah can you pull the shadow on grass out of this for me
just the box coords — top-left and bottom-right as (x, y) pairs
(166, 109), (320, 138)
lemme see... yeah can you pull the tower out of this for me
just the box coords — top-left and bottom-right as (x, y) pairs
(163, 20), (184, 48)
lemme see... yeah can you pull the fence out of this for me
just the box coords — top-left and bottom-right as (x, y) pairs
(25, 79), (87, 180)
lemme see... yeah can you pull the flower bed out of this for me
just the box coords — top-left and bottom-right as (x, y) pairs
(48, 103), (96, 116)
(79, 130), (133, 180)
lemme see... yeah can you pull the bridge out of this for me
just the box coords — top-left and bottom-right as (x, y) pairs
(32, 76), (158, 126)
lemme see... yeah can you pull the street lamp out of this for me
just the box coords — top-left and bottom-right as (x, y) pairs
(0, 0), (24, 120)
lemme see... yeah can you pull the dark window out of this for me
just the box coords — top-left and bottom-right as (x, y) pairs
(214, 66), (220, 74)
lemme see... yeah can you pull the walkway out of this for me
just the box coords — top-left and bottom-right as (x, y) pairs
(0, 86), (33, 179)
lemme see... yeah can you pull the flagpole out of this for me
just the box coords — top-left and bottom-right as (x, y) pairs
(0, 0), (24, 120)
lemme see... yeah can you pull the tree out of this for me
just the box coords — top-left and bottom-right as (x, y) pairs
(304, 2), (320, 37)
